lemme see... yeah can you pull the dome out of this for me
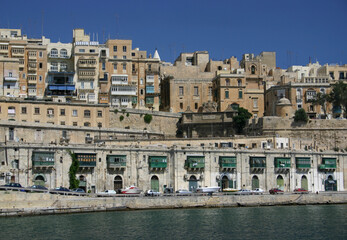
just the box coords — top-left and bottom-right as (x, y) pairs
(276, 97), (291, 105)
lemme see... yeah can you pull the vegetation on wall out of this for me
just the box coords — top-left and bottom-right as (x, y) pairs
(144, 114), (153, 124)
(329, 81), (347, 117)
(119, 115), (124, 121)
(294, 108), (308, 123)
(114, 109), (118, 114)
(67, 150), (79, 189)
(232, 107), (252, 134)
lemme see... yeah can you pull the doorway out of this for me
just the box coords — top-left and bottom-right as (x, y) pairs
(114, 176), (123, 192)
(301, 175), (308, 190)
(188, 175), (198, 192)
(251, 175), (259, 190)
(151, 175), (159, 192)
(277, 175), (284, 190)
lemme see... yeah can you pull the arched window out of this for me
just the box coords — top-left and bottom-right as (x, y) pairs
(60, 49), (67, 58)
(251, 65), (256, 74)
(50, 48), (58, 58)
(225, 79), (230, 86)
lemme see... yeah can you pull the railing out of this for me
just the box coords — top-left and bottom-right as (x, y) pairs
(32, 161), (54, 167)
(79, 161), (96, 167)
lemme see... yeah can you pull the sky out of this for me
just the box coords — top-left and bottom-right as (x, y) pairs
(1, 0), (347, 68)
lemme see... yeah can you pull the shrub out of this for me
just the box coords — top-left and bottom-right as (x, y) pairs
(294, 108), (308, 123)
(126, 113), (129, 117)
(144, 114), (152, 124)
(67, 150), (79, 189)
(119, 115), (124, 122)
(114, 109), (118, 114)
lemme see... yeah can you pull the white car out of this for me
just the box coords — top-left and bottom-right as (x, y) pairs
(236, 189), (252, 195)
(97, 189), (117, 197)
(145, 190), (161, 196)
(252, 188), (264, 194)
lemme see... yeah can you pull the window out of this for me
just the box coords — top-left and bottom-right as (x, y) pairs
(60, 63), (67, 71)
(47, 108), (54, 116)
(179, 86), (184, 96)
(113, 55), (117, 59)
(60, 121), (65, 125)
(39, 52), (43, 58)
(132, 52), (135, 56)
(89, 49), (95, 53)
(39, 63), (42, 69)
(238, 90), (243, 99)
(34, 108), (40, 114)
(84, 110), (91, 118)
(208, 87), (212, 96)
(123, 56), (126, 59)
(113, 46), (117, 52)
(251, 65), (256, 74)
(113, 63), (117, 71)
(140, 78), (143, 85)
(60, 109), (65, 116)
(72, 110), (77, 117)
(180, 103), (183, 110)
(79, 49), (85, 53)
(225, 90), (229, 99)
(148, 64), (152, 71)
(60, 49), (67, 58)
(84, 122), (91, 127)
(73, 122), (78, 126)
(123, 63), (126, 71)
(194, 86), (199, 96)
(50, 62), (58, 71)
(9, 128), (14, 141)
(81, 81), (84, 89)
(50, 48), (58, 57)
(225, 79), (230, 86)
(253, 98), (258, 108)
(238, 79), (242, 86)
(140, 89), (144, 95)
(195, 103), (198, 109)
(39, 75), (42, 82)
(97, 111), (102, 117)
(90, 81), (94, 89)
(329, 72), (334, 80)
(339, 72), (345, 79)
(102, 62), (106, 70)
(123, 46), (127, 52)
(21, 107), (27, 114)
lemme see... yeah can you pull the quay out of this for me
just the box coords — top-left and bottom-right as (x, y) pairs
(1, 191), (346, 217)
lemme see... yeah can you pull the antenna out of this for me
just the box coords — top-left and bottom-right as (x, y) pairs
(41, 10), (44, 37)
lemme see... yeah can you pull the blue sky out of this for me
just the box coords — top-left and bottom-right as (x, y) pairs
(1, 0), (346, 68)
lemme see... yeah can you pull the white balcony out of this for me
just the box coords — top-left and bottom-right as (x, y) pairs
(146, 75), (155, 83)
(111, 74), (128, 85)
(111, 86), (137, 96)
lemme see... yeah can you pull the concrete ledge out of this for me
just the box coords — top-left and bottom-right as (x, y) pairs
(1, 192), (346, 217)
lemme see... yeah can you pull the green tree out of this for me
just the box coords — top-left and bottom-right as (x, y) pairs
(294, 108), (308, 123)
(308, 92), (330, 118)
(67, 150), (79, 189)
(119, 115), (124, 121)
(144, 114), (152, 124)
(329, 81), (347, 117)
(232, 107), (252, 134)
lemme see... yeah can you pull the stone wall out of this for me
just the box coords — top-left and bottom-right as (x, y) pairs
(1, 192), (346, 217)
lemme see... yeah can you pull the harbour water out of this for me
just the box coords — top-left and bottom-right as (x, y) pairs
(1, 205), (346, 239)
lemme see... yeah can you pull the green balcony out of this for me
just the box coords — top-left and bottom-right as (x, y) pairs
(149, 156), (167, 169)
(250, 157), (266, 169)
(296, 157), (311, 169)
(319, 158), (336, 171)
(76, 153), (96, 168)
(107, 155), (127, 169)
(185, 156), (205, 169)
(274, 157), (291, 168)
(219, 156), (236, 169)
(32, 152), (55, 168)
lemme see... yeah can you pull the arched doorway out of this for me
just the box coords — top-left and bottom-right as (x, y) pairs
(79, 175), (86, 191)
(301, 175), (308, 190)
(277, 175), (284, 190)
(34, 175), (45, 186)
(151, 175), (159, 192)
(251, 175), (259, 190)
(114, 176), (123, 192)
(325, 175), (337, 191)
(188, 175), (198, 192)
(221, 176), (230, 190)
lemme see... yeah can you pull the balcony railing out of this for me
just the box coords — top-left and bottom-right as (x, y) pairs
(219, 156), (236, 169)
(319, 158), (336, 171)
(79, 161), (96, 167)
(250, 157), (266, 169)
(149, 156), (167, 169)
(185, 156), (205, 169)
(274, 158), (291, 168)
(296, 157), (311, 169)
(33, 160), (54, 167)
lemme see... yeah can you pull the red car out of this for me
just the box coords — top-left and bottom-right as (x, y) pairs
(269, 188), (284, 194)
(294, 188), (308, 194)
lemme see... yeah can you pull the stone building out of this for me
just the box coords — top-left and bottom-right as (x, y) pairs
(0, 57), (20, 97)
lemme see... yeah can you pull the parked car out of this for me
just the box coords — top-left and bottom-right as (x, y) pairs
(176, 189), (192, 195)
(269, 188), (284, 195)
(28, 185), (48, 191)
(164, 187), (174, 194)
(252, 188), (264, 194)
(72, 188), (85, 193)
(236, 189), (252, 195)
(294, 188), (308, 194)
(97, 190), (117, 197)
(2, 183), (22, 188)
(145, 190), (161, 196)
(54, 186), (70, 192)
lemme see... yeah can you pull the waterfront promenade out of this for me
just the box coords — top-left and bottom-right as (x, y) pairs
(1, 191), (346, 217)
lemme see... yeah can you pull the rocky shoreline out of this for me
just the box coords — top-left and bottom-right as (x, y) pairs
(1, 192), (346, 217)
